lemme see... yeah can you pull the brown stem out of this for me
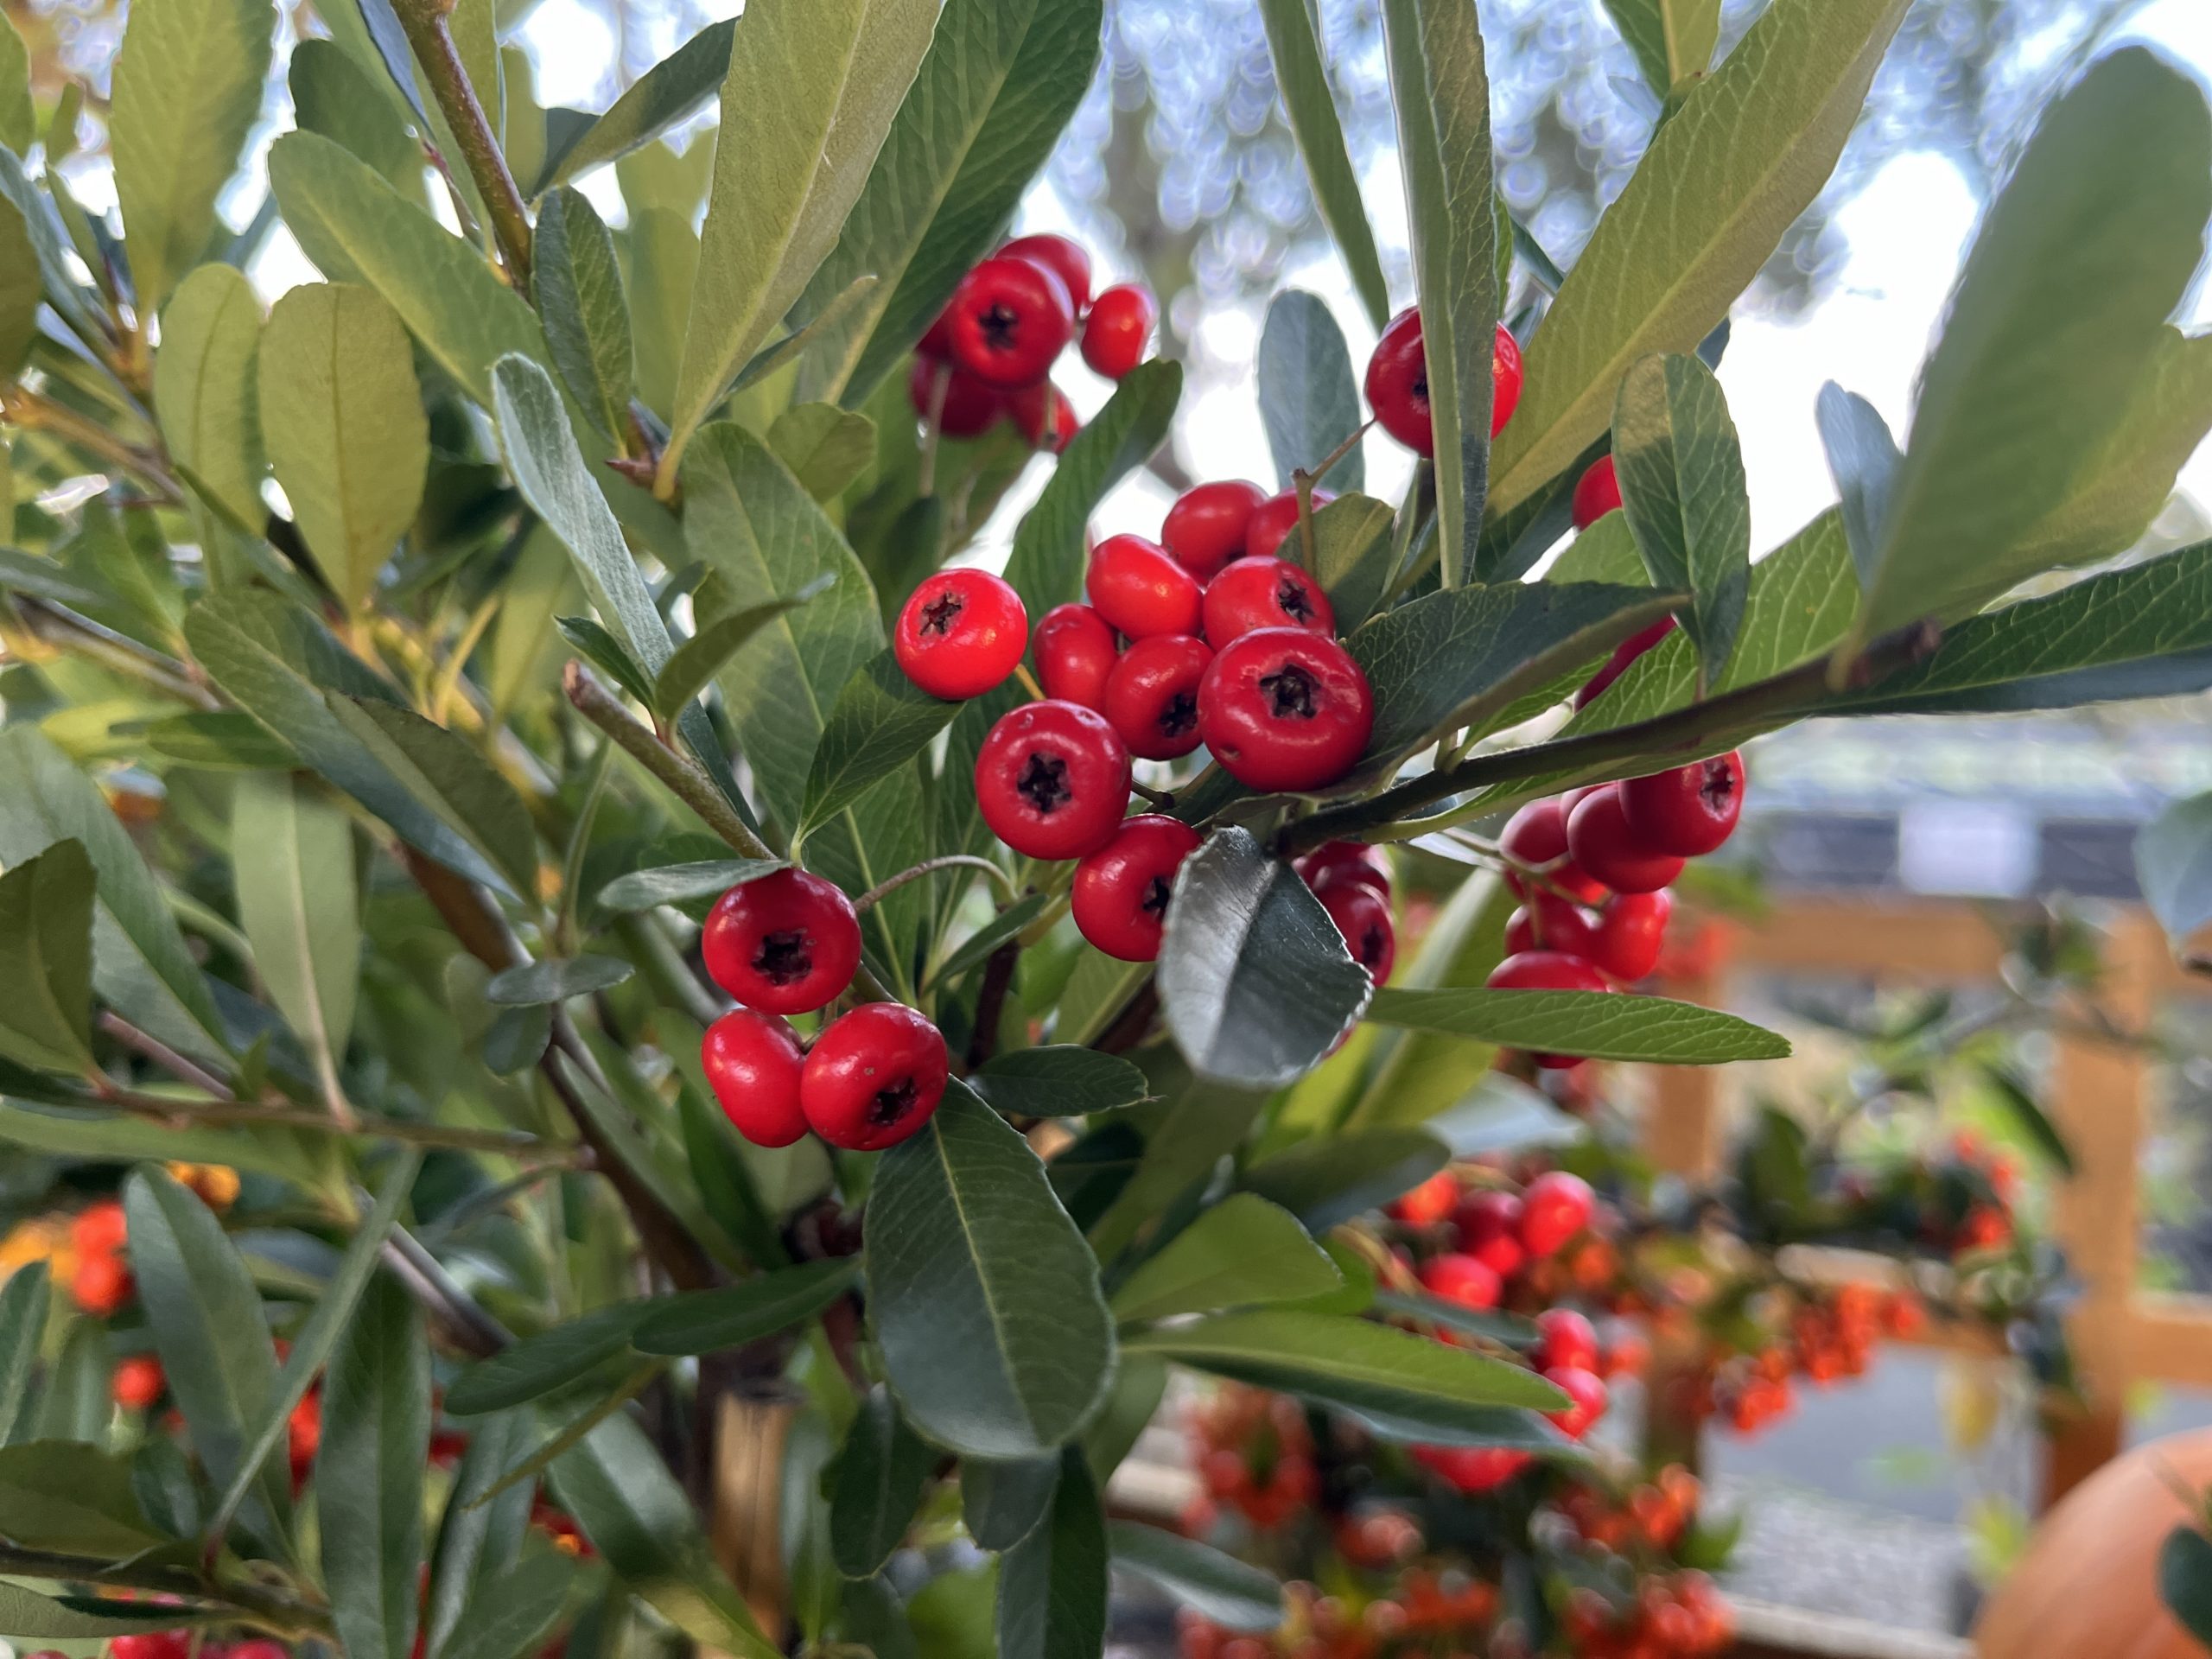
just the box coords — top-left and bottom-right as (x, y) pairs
(390, 0), (533, 290)
(383, 1221), (514, 1357)
(564, 661), (775, 861)
(1093, 978), (1160, 1055)
(1, 386), (181, 501)
(855, 855), (1014, 913)
(966, 940), (1021, 1071)
(97, 1010), (234, 1098)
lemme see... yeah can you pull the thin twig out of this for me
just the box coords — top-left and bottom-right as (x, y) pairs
(97, 1011), (234, 1099)
(1, 385), (182, 501)
(564, 660), (775, 861)
(854, 855), (1015, 913)
(383, 1221), (515, 1358)
(9, 597), (218, 708)
(966, 940), (1021, 1071)
(390, 0), (533, 289)
(91, 1084), (565, 1156)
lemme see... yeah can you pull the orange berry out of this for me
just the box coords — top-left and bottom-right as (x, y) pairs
(71, 1200), (127, 1258)
(70, 1252), (132, 1316)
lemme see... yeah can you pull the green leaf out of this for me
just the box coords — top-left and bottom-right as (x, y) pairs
(447, 1306), (654, 1416)
(830, 1385), (936, 1579)
(441, 1550), (591, 1659)
(2162, 1526), (2212, 1646)
(598, 857), (786, 912)
(0, 1584), (208, 1640)
(668, 0), (938, 476)
(1381, 0), (1494, 582)
(318, 1275), (431, 1659)
(629, 1259), (859, 1356)
(1001, 359), (1182, 620)
(0, 838), (96, 1075)
(0, 727), (229, 1065)
(327, 695), (539, 897)
(1307, 493), (1401, 637)
(290, 37), (422, 194)
(931, 893), (1051, 987)
(771, 403), (878, 502)
(485, 954), (635, 1006)
(0, 1262), (48, 1443)
(1813, 382), (1900, 588)
(0, 546), (106, 609)
(35, 1319), (108, 1443)
(1852, 49), (2212, 642)
(532, 188), (633, 442)
(0, 1103), (320, 1185)
(653, 580), (830, 721)
(1602, 0), (1721, 93)
(270, 131), (548, 410)
(996, 1448), (1106, 1659)
(802, 651), (964, 836)
(531, 18), (735, 194)
(0, 146), (99, 344)
(556, 615), (656, 707)
(972, 1047), (1148, 1117)
(1257, 0), (1389, 331)
(1612, 353), (1749, 689)
(628, 204), (699, 423)
(1239, 1129), (1449, 1232)
(1366, 986), (1791, 1063)
(0, 193), (36, 379)
(1488, 0), (1909, 516)
(1256, 291), (1365, 494)
(961, 1455), (1058, 1551)
(109, 0), (273, 310)
(1371, 1289), (1538, 1351)
(867, 1081), (1114, 1459)
(426, 1412), (540, 1659)
(156, 263), (265, 529)
(802, 0), (1105, 404)
(482, 1004), (552, 1075)
(232, 772), (359, 1078)
(1107, 1523), (1282, 1632)
(1979, 1063), (2075, 1179)
(1110, 1194), (1341, 1324)
(549, 1411), (779, 1659)
(2138, 791), (2212, 948)
(0, 1441), (169, 1555)
(0, 16), (30, 156)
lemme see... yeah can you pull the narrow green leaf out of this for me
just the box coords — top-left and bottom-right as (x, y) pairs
(801, 651), (964, 836)
(484, 955), (635, 1006)
(1257, 0), (1389, 331)
(2161, 1527), (2212, 1646)
(1979, 1064), (2075, 1179)
(1111, 1195), (1340, 1325)
(1366, 986), (1791, 1063)
(442, 1550), (592, 1659)
(770, 403), (878, 502)
(426, 1412), (540, 1659)
(961, 1455), (1058, 1551)
(531, 18), (735, 194)
(35, 1319), (108, 1443)
(628, 204), (699, 423)
(320, 1274), (432, 1659)
(629, 1259), (856, 1358)
(653, 579), (830, 721)
(232, 771), (359, 1077)
(447, 1305), (655, 1416)
(830, 1385), (935, 1579)
(0, 838), (96, 1075)
(534, 188), (633, 441)
(996, 1448), (1106, 1659)
(0, 1262), (48, 1444)
(598, 858), (786, 912)
(930, 894), (1051, 988)
(0, 547), (106, 609)
(1107, 1523), (1282, 1632)
(677, 1081), (791, 1271)
(2138, 791), (2212, 948)
(155, 263), (265, 529)
(0, 193), (37, 378)
(1602, 0), (1721, 93)
(0, 1441), (169, 1556)
(555, 616), (656, 708)
(973, 1047), (1148, 1117)
(291, 37), (423, 194)
(0, 1103), (321, 1185)
(1255, 291), (1365, 494)
(0, 1584), (208, 1640)
(1239, 1129), (1449, 1232)
(327, 695), (539, 897)
(0, 16), (30, 156)
(1308, 493), (1400, 636)
(1813, 382), (1899, 588)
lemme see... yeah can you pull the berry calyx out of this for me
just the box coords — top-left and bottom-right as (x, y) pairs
(702, 1009), (809, 1148)
(1542, 1364), (1609, 1440)
(1572, 455), (1623, 530)
(111, 1353), (165, 1410)
(1520, 1171), (1597, 1257)
(1007, 379), (1078, 452)
(1103, 633), (1213, 760)
(1591, 888), (1672, 982)
(1197, 628), (1374, 792)
(945, 255), (1076, 387)
(907, 356), (1003, 437)
(1295, 840), (1390, 899)
(1534, 1307), (1599, 1373)
(1081, 283), (1157, 379)
(894, 569), (1030, 700)
(1319, 880), (1395, 986)
(1086, 532), (1204, 639)
(999, 232), (1093, 313)
(975, 699), (1132, 860)
(1202, 556), (1335, 644)
(1418, 1251), (1501, 1312)
(1033, 602), (1119, 710)
(1162, 480), (1268, 581)
(799, 1003), (950, 1151)
(1566, 785), (1685, 894)
(1071, 814), (1203, 962)
(702, 868), (863, 1015)
(1621, 751), (1746, 856)
(1244, 487), (1334, 560)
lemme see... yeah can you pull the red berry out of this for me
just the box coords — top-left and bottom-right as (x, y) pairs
(702, 868), (863, 1015)
(1414, 1445), (1530, 1494)
(1566, 785), (1684, 894)
(1520, 1171), (1596, 1257)
(894, 569), (1029, 700)
(1103, 633), (1213, 760)
(110, 1638), (191, 1659)
(72, 1199), (127, 1256)
(226, 1644), (292, 1659)
(111, 1353), (165, 1410)
(1162, 480), (1268, 581)
(701, 1010), (809, 1148)
(1591, 889), (1672, 982)
(1033, 602), (1119, 710)
(1007, 380), (1078, 452)
(1389, 1171), (1459, 1228)
(1484, 952), (1611, 1069)
(1419, 1251), (1501, 1312)
(799, 1003), (949, 1151)
(1455, 1189), (1522, 1245)
(1503, 891), (1602, 962)
(1086, 532), (1203, 639)
(1071, 815), (1203, 962)
(1620, 752), (1746, 857)
(1201, 556), (1335, 645)
(1196, 628), (1373, 793)
(71, 1252), (132, 1316)
(1542, 1364), (1608, 1439)
(1319, 880), (1395, 985)
(1574, 615), (1677, 708)
(1467, 1230), (1524, 1282)
(1364, 312), (1522, 452)
(1294, 841), (1390, 899)
(1491, 323), (1523, 436)
(975, 699), (1131, 860)
(907, 356), (1003, 437)
(1243, 488), (1334, 560)
(944, 254), (1076, 387)
(1571, 456), (1622, 530)
(917, 304), (957, 360)
(1081, 283), (1156, 378)
(1534, 1308), (1599, 1373)
(999, 232), (1093, 313)
(1498, 798), (1570, 868)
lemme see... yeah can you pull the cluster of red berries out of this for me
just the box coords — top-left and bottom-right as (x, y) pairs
(1185, 1386), (1320, 1533)
(1558, 1572), (1732, 1658)
(695, 869), (949, 1153)
(1655, 1280), (1925, 1438)
(1174, 1576), (1501, 1659)
(1552, 1466), (1706, 1557)
(907, 232), (1157, 450)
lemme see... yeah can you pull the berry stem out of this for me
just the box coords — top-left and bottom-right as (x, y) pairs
(1291, 416), (1374, 569)
(1014, 662), (1046, 701)
(854, 855), (1018, 913)
(919, 362), (950, 497)
(1129, 779), (1177, 810)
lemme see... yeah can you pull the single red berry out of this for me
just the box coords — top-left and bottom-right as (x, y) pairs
(1389, 1171), (1459, 1227)
(1162, 480), (1268, 581)
(1071, 815), (1203, 962)
(1621, 752), (1745, 857)
(1201, 556), (1335, 645)
(1491, 323), (1523, 436)
(907, 355), (1003, 437)
(111, 1353), (165, 1410)
(1567, 785), (1684, 894)
(1414, 1445), (1530, 1494)
(975, 699), (1132, 860)
(71, 1252), (132, 1316)
(1007, 379), (1079, 452)
(894, 569), (1030, 701)
(1542, 1364), (1608, 1440)
(1196, 628), (1373, 792)
(1455, 1189), (1522, 1246)
(701, 868), (863, 1015)
(1033, 602), (1119, 710)
(1295, 841), (1389, 899)
(1243, 487), (1335, 560)
(109, 1638), (191, 1659)
(1319, 880), (1395, 985)
(1467, 1230), (1524, 1282)
(1484, 952), (1611, 1069)
(1364, 307), (1433, 455)
(1087, 532), (1204, 639)
(1081, 283), (1156, 378)
(1571, 456), (1623, 530)
(1591, 888), (1672, 982)
(1103, 633), (1213, 760)
(72, 1198), (127, 1256)
(999, 232), (1093, 313)
(1534, 1308), (1599, 1373)
(226, 1643), (293, 1659)
(1499, 798), (1569, 867)
(799, 1003), (950, 1151)
(1574, 615), (1677, 708)
(1418, 1251), (1501, 1312)
(701, 1010), (809, 1148)
(944, 254), (1076, 387)
(1503, 891), (1602, 962)
(1519, 1171), (1596, 1257)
